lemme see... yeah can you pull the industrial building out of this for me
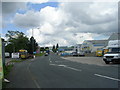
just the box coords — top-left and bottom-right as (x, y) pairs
(80, 33), (119, 53)
(80, 40), (108, 53)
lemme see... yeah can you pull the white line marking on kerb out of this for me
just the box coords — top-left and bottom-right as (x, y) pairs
(94, 74), (120, 82)
(49, 64), (81, 72)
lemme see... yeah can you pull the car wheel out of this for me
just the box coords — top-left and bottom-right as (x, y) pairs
(105, 61), (110, 64)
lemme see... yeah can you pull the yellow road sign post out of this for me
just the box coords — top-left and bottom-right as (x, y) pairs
(0, 37), (3, 90)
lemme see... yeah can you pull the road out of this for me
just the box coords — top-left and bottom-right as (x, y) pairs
(5, 53), (119, 88)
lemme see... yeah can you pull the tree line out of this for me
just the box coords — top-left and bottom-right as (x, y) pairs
(5, 31), (38, 54)
(40, 44), (59, 53)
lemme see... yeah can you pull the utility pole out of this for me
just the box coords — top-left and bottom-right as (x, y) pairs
(32, 29), (34, 54)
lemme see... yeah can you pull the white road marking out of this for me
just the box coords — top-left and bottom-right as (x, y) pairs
(55, 61), (68, 62)
(49, 57), (52, 63)
(64, 66), (82, 72)
(49, 64), (81, 72)
(94, 74), (120, 81)
(49, 64), (57, 66)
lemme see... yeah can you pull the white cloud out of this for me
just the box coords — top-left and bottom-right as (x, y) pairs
(13, 2), (117, 46)
(13, 10), (41, 28)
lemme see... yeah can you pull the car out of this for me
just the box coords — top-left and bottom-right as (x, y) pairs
(45, 53), (48, 56)
(78, 51), (85, 56)
(72, 52), (78, 56)
(72, 51), (85, 56)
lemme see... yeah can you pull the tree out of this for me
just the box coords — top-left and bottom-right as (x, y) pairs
(52, 45), (56, 52)
(5, 31), (38, 54)
(45, 47), (49, 51)
(5, 31), (29, 53)
(56, 43), (59, 50)
(40, 47), (45, 52)
(28, 36), (38, 54)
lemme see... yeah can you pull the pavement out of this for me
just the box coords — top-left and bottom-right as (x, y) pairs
(5, 53), (119, 88)
(61, 57), (119, 67)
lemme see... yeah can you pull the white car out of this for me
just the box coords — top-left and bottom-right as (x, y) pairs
(103, 52), (120, 64)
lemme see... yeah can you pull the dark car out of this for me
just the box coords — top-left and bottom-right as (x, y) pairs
(72, 52), (78, 56)
(45, 53), (48, 56)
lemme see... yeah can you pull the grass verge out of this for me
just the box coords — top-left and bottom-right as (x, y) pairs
(35, 53), (45, 57)
(10, 59), (25, 63)
(2, 64), (13, 88)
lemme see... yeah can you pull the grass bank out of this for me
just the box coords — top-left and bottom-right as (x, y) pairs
(2, 64), (13, 88)
(35, 53), (45, 57)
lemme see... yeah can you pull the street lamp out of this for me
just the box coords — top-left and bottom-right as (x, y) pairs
(32, 29), (34, 54)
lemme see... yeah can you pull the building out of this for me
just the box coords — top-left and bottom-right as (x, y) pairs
(81, 40), (108, 53)
(58, 46), (74, 53)
(73, 44), (82, 53)
(108, 33), (120, 40)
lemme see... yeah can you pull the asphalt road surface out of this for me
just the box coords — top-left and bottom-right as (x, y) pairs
(5, 53), (119, 88)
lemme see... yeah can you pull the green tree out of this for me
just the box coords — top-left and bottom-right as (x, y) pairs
(40, 47), (45, 52)
(52, 45), (56, 52)
(45, 47), (49, 51)
(5, 31), (29, 53)
(28, 36), (38, 54)
(56, 43), (59, 51)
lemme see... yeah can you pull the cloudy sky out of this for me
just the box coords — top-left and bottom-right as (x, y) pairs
(1, 0), (118, 47)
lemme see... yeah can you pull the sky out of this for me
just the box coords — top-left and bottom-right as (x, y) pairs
(0, 0), (118, 47)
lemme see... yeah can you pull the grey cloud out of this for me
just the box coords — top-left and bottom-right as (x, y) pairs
(60, 2), (117, 34)
(13, 11), (41, 28)
(12, 2), (118, 46)
(2, 2), (27, 16)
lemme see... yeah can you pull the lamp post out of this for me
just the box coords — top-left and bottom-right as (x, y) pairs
(32, 29), (34, 54)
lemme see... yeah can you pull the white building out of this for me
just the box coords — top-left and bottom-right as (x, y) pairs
(81, 40), (108, 53)
(73, 44), (82, 53)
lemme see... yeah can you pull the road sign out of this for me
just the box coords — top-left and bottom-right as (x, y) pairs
(33, 51), (36, 54)
(0, 37), (3, 89)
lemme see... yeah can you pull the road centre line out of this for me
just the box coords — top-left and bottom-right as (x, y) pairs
(94, 74), (120, 82)
(49, 64), (81, 72)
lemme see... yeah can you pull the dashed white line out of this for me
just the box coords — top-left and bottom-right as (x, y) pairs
(49, 64), (81, 72)
(64, 66), (82, 72)
(94, 74), (120, 81)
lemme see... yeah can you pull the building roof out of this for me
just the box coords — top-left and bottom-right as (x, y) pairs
(83, 40), (108, 46)
(108, 33), (120, 40)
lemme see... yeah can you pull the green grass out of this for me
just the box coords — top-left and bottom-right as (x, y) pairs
(2, 64), (14, 88)
(3, 65), (13, 78)
(35, 53), (45, 57)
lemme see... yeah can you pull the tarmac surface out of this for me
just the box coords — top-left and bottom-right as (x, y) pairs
(5, 53), (119, 88)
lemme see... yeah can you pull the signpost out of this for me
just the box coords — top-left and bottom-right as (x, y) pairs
(0, 37), (3, 90)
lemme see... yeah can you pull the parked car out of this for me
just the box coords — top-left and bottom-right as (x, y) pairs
(78, 51), (85, 56)
(5, 52), (10, 58)
(45, 53), (48, 56)
(72, 52), (78, 56)
(72, 51), (85, 56)
(60, 52), (70, 56)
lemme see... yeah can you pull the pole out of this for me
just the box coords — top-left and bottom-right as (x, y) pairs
(32, 29), (34, 54)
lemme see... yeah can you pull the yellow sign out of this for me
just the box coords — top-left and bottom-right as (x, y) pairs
(0, 37), (3, 89)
